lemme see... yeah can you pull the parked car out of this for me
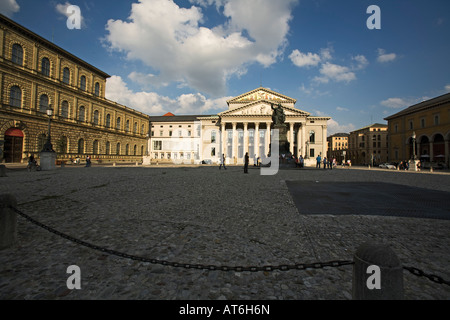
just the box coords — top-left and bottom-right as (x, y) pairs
(379, 163), (396, 169)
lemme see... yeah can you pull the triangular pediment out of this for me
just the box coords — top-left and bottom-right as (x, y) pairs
(219, 101), (310, 117)
(227, 87), (297, 105)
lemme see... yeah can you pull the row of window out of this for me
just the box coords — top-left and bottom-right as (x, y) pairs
(394, 115), (442, 133)
(36, 134), (145, 156)
(9, 86), (146, 134)
(11, 43), (101, 95)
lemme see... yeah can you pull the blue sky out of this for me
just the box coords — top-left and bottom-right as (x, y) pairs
(1, 0), (449, 134)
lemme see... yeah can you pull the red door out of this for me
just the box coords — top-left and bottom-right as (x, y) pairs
(4, 128), (24, 163)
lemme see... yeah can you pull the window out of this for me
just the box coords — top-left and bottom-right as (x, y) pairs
(394, 124), (398, 133)
(78, 139), (85, 154)
(93, 110), (99, 125)
(78, 106), (85, 122)
(141, 125), (145, 135)
(94, 82), (100, 96)
(133, 145), (137, 156)
(421, 118), (426, 128)
(63, 68), (70, 84)
(58, 136), (68, 153)
(80, 76), (86, 91)
(409, 121), (414, 130)
(211, 147), (216, 157)
(211, 131), (216, 143)
(116, 117), (121, 130)
(41, 58), (50, 76)
(10, 86), (22, 107)
(169, 131), (173, 137)
(434, 115), (440, 126)
(160, 131), (163, 137)
(38, 134), (47, 151)
(106, 114), (111, 128)
(309, 131), (315, 143)
(153, 141), (162, 151)
(106, 142), (110, 155)
(116, 143), (121, 155)
(93, 140), (99, 155)
(310, 148), (315, 158)
(61, 101), (69, 119)
(39, 94), (49, 113)
(134, 122), (138, 134)
(125, 144), (129, 156)
(12, 44), (23, 65)
(126, 120), (130, 132)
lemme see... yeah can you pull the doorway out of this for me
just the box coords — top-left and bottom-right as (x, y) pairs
(4, 128), (24, 163)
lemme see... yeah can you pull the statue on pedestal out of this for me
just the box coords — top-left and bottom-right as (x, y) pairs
(271, 103), (286, 126)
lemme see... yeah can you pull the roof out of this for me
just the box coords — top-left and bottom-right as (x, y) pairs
(0, 14), (110, 79)
(329, 133), (350, 138)
(149, 115), (214, 123)
(227, 87), (297, 105)
(384, 93), (450, 120)
(350, 123), (388, 133)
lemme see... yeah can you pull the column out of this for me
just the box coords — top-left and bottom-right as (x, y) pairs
(297, 125), (302, 156)
(243, 123), (249, 156)
(322, 125), (327, 157)
(265, 122), (271, 157)
(429, 142), (434, 162)
(232, 122), (237, 163)
(289, 122), (295, 155)
(0, 27), (5, 59)
(221, 122), (226, 156)
(255, 122), (260, 158)
(301, 123), (306, 157)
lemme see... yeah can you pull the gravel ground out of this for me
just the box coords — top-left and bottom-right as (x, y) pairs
(0, 164), (449, 300)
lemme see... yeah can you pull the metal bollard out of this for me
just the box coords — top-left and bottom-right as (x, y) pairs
(0, 194), (17, 250)
(352, 243), (404, 300)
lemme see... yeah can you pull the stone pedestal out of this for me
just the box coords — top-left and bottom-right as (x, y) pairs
(40, 151), (56, 171)
(143, 156), (151, 165)
(409, 159), (420, 171)
(270, 124), (290, 157)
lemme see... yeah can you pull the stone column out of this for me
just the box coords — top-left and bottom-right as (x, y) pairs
(232, 122), (237, 161)
(297, 125), (302, 156)
(255, 122), (260, 159)
(322, 125), (328, 157)
(243, 123), (249, 156)
(0, 27), (4, 58)
(429, 142), (434, 162)
(265, 122), (271, 157)
(289, 122), (295, 155)
(221, 122), (226, 157)
(302, 123), (307, 157)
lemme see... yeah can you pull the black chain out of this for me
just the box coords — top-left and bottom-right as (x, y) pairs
(9, 206), (450, 286)
(10, 206), (353, 272)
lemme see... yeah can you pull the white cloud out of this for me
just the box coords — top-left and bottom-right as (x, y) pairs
(327, 119), (355, 135)
(352, 55), (369, 70)
(105, 75), (231, 116)
(380, 98), (409, 109)
(0, 0), (20, 17)
(336, 107), (349, 112)
(445, 84), (450, 92)
(377, 48), (397, 63)
(104, 0), (298, 97)
(289, 50), (321, 68)
(315, 62), (356, 83)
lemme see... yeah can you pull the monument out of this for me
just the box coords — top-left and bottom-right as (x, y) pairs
(270, 103), (290, 157)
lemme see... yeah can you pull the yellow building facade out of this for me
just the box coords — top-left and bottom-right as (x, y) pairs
(327, 133), (349, 164)
(384, 93), (450, 166)
(348, 123), (389, 166)
(0, 14), (149, 164)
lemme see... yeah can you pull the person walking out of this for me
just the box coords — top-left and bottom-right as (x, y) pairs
(219, 154), (227, 170)
(244, 152), (249, 173)
(316, 155), (322, 168)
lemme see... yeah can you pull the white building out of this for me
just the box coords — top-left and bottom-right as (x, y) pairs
(146, 87), (330, 166)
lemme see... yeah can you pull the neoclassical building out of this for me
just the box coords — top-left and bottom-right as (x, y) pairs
(147, 88), (330, 166)
(0, 14), (149, 164)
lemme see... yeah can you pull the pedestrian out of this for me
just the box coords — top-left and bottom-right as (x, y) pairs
(85, 155), (91, 167)
(323, 157), (327, 169)
(244, 152), (249, 173)
(219, 154), (227, 170)
(299, 155), (304, 168)
(254, 154), (257, 166)
(316, 155), (322, 168)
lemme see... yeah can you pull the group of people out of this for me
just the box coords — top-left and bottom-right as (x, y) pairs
(316, 155), (338, 169)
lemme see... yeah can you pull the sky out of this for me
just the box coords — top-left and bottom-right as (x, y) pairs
(1, 0), (449, 135)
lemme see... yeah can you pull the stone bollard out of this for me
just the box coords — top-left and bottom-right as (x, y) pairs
(352, 243), (404, 300)
(113, 162), (116, 167)
(0, 194), (17, 250)
(430, 166), (433, 173)
(0, 165), (7, 177)
(136, 162), (139, 166)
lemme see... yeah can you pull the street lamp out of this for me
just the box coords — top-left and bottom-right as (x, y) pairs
(412, 131), (416, 160)
(42, 106), (54, 152)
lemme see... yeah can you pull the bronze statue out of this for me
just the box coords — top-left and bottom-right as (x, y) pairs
(271, 103), (286, 125)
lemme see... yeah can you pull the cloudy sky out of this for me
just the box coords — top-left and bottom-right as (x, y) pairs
(2, 0), (450, 134)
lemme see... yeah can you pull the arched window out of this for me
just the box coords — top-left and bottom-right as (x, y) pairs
(116, 143), (121, 155)
(58, 136), (68, 153)
(80, 75), (86, 91)
(61, 101), (69, 119)
(41, 58), (50, 76)
(126, 144), (129, 156)
(106, 114), (111, 128)
(93, 110), (99, 125)
(134, 122), (138, 134)
(141, 124), (145, 135)
(78, 106), (85, 122)
(94, 82), (100, 96)
(12, 44), (23, 65)
(93, 140), (99, 155)
(106, 142), (110, 155)
(39, 94), (49, 113)
(78, 139), (85, 154)
(133, 145), (137, 156)
(10, 86), (22, 108)
(38, 134), (47, 151)
(126, 120), (130, 132)
(141, 145), (144, 156)
(62, 67), (70, 84)
(116, 117), (121, 130)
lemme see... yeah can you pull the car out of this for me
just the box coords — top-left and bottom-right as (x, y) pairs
(379, 163), (396, 169)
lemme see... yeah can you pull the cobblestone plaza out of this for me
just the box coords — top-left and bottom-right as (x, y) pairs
(0, 164), (449, 300)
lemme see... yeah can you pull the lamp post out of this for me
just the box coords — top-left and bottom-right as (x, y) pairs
(42, 106), (54, 152)
(40, 105), (56, 170)
(409, 131), (418, 171)
(412, 131), (416, 160)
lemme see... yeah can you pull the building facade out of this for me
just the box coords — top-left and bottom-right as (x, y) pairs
(327, 133), (349, 164)
(0, 14), (149, 164)
(384, 93), (450, 165)
(147, 88), (331, 166)
(348, 123), (389, 166)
